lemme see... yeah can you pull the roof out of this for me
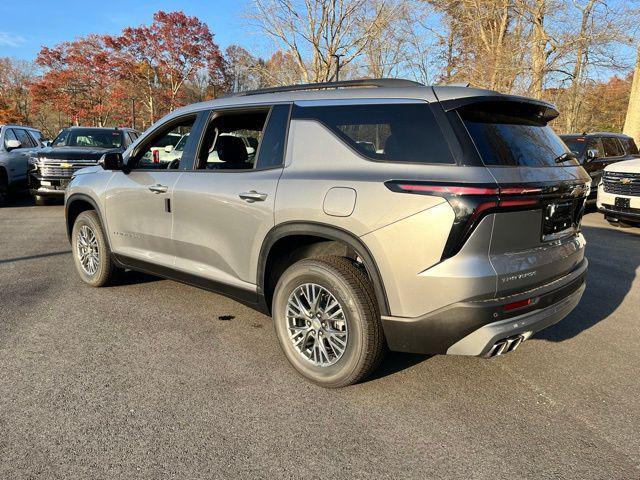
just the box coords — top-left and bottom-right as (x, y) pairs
(66, 126), (138, 131)
(160, 78), (557, 125)
(1, 124), (41, 131)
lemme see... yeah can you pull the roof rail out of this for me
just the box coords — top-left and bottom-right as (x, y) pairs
(235, 78), (424, 97)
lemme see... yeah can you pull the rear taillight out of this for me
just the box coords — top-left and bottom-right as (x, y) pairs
(153, 150), (160, 163)
(385, 180), (587, 260)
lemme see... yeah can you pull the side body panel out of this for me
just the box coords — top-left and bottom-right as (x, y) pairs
(104, 170), (183, 268)
(171, 168), (282, 289)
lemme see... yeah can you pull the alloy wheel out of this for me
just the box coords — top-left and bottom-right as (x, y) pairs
(285, 283), (348, 366)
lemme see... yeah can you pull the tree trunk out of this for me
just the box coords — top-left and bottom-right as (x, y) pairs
(623, 45), (640, 145)
(529, 0), (547, 99)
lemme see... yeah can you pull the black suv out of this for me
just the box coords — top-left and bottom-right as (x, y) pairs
(29, 126), (140, 205)
(560, 132), (640, 201)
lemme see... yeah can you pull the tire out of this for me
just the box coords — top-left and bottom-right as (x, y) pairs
(71, 210), (116, 287)
(272, 255), (385, 388)
(34, 195), (48, 206)
(0, 173), (9, 206)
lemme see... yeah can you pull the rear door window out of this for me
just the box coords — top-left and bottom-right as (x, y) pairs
(460, 102), (576, 167)
(292, 103), (454, 164)
(602, 137), (624, 158)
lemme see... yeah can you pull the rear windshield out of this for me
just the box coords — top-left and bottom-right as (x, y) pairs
(460, 102), (578, 167)
(293, 103), (454, 164)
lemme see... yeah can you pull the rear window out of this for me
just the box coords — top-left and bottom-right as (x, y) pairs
(460, 102), (577, 167)
(293, 103), (454, 164)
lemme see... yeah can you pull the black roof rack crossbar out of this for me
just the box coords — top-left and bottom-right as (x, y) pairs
(235, 78), (424, 97)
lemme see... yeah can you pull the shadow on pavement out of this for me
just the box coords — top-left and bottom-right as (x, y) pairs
(535, 223), (639, 343)
(0, 250), (71, 264)
(110, 270), (162, 287)
(365, 352), (431, 383)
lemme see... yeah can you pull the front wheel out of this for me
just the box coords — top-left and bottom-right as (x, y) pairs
(71, 210), (116, 287)
(272, 256), (385, 387)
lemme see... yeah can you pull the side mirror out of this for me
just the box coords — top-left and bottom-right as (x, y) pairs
(164, 145), (173, 153)
(5, 139), (22, 151)
(586, 149), (600, 160)
(42, 140), (51, 147)
(99, 152), (123, 170)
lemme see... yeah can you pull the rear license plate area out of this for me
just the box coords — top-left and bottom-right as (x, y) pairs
(542, 200), (577, 241)
(615, 197), (630, 209)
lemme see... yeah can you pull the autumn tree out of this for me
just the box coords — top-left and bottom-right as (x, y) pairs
(106, 11), (225, 125)
(0, 58), (38, 124)
(30, 35), (126, 127)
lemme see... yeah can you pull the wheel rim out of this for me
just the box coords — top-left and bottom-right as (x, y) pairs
(285, 283), (348, 367)
(76, 224), (99, 276)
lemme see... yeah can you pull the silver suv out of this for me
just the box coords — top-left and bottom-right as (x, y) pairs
(65, 79), (590, 387)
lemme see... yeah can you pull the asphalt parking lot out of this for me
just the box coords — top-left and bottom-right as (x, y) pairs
(1, 199), (639, 479)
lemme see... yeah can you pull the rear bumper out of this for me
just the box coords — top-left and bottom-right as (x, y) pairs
(381, 258), (587, 355)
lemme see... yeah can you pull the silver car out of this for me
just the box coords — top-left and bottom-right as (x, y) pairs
(0, 124), (43, 204)
(64, 79), (590, 387)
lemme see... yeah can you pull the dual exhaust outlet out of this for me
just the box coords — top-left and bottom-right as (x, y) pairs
(485, 335), (525, 358)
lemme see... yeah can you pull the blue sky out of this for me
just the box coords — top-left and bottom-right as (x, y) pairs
(0, 0), (265, 60)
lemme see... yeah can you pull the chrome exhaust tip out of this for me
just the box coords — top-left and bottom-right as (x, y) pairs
(485, 335), (525, 358)
(486, 340), (508, 357)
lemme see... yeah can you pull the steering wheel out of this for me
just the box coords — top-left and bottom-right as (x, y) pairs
(167, 159), (180, 170)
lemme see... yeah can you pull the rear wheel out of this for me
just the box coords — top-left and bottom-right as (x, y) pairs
(272, 256), (385, 388)
(72, 210), (116, 287)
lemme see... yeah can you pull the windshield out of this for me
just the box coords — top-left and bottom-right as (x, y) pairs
(52, 129), (124, 149)
(460, 102), (578, 167)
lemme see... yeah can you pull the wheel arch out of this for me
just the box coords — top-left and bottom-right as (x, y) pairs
(65, 193), (111, 248)
(258, 222), (390, 316)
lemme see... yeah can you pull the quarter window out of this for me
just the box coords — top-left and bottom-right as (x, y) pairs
(292, 103), (454, 164)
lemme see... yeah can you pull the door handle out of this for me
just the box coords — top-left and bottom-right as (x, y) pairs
(148, 184), (168, 194)
(239, 190), (268, 202)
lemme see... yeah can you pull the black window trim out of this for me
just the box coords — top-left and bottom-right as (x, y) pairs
(291, 99), (457, 166)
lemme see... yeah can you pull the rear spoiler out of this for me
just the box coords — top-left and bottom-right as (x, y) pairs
(433, 92), (559, 123)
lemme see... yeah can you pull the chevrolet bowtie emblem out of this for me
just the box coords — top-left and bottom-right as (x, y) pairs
(60, 163), (73, 168)
(620, 177), (633, 185)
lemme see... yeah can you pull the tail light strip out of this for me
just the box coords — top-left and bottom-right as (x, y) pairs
(385, 180), (588, 260)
